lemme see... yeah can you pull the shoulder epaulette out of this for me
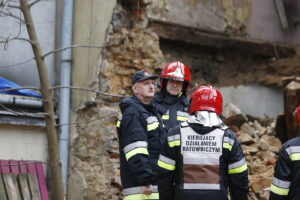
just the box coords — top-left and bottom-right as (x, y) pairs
(181, 121), (189, 128)
(220, 124), (229, 131)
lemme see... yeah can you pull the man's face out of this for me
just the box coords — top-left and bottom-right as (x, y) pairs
(166, 79), (183, 96)
(132, 79), (155, 103)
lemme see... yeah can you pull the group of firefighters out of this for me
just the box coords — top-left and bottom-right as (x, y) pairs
(116, 61), (300, 200)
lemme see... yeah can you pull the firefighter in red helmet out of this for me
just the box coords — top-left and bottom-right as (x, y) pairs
(157, 85), (249, 200)
(293, 106), (300, 127)
(152, 61), (191, 130)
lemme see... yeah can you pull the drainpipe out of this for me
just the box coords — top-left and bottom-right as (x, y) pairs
(59, 0), (74, 194)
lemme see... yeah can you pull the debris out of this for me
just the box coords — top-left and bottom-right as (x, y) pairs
(224, 103), (281, 200)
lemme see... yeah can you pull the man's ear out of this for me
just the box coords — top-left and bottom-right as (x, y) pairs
(132, 84), (137, 94)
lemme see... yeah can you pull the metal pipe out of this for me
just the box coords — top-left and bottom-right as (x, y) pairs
(59, 0), (74, 194)
(0, 95), (43, 108)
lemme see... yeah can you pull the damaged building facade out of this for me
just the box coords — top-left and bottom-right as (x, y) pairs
(69, 0), (300, 199)
(1, 0), (300, 199)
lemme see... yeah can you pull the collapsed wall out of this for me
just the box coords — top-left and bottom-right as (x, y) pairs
(68, 3), (165, 199)
(68, 1), (300, 199)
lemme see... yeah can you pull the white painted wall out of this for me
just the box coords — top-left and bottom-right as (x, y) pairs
(218, 85), (283, 118)
(0, 1), (56, 87)
(0, 124), (48, 163)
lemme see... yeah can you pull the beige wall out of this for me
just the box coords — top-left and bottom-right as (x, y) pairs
(0, 124), (47, 163)
(68, 1), (117, 199)
(72, 0), (117, 109)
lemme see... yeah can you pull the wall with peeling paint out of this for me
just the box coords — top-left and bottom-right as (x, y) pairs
(148, 0), (300, 45)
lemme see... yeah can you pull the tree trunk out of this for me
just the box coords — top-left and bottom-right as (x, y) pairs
(19, 0), (64, 199)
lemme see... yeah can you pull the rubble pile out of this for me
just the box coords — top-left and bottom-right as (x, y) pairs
(104, 27), (165, 95)
(223, 103), (282, 200)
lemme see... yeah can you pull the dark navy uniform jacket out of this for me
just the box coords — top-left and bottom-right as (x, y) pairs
(270, 136), (300, 200)
(152, 90), (189, 130)
(116, 95), (165, 200)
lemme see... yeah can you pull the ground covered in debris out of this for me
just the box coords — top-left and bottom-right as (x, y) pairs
(223, 103), (281, 200)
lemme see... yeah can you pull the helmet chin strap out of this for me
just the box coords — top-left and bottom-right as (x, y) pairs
(188, 111), (224, 127)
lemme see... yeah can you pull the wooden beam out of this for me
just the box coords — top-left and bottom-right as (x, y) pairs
(2, 173), (22, 200)
(284, 79), (300, 139)
(148, 19), (295, 57)
(274, 0), (289, 29)
(18, 174), (31, 200)
(0, 176), (8, 200)
(27, 173), (41, 200)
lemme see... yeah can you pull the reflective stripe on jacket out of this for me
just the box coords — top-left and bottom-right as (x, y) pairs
(123, 186), (159, 200)
(117, 96), (165, 200)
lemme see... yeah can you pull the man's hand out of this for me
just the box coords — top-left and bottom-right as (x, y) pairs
(141, 185), (153, 195)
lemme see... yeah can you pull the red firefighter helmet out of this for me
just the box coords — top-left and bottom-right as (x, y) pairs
(160, 61), (191, 93)
(293, 105), (300, 127)
(189, 85), (223, 115)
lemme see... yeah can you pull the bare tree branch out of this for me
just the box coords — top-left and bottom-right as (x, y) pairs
(57, 113), (116, 127)
(29, 0), (41, 8)
(0, 0), (20, 9)
(0, 10), (24, 23)
(51, 85), (123, 98)
(0, 56), (34, 68)
(42, 44), (110, 58)
(0, 85), (124, 98)
(0, 36), (33, 44)
(0, 43), (110, 69)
